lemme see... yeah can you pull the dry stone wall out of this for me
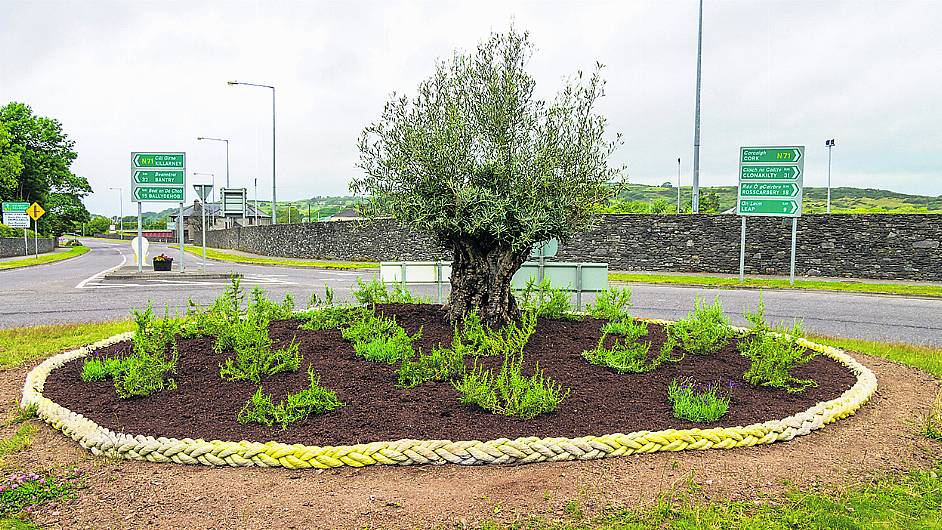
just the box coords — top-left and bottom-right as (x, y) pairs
(0, 237), (56, 258)
(204, 214), (942, 281)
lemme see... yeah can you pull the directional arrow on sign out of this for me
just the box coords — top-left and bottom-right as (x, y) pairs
(133, 152), (185, 169)
(740, 147), (802, 164)
(133, 170), (185, 185)
(738, 199), (799, 215)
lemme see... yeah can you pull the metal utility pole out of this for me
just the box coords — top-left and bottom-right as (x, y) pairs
(825, 138), (835, 213)
(197, 137), (230, 188)
(109, 187), (123, 237)
(228, 80), (276, 224)
(676, 157), (682, 213)
(691, 0), (704, 214)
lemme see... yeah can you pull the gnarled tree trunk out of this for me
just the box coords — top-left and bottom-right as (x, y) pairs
(447, 238), (529, 327)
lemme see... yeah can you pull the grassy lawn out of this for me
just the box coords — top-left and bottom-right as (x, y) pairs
(495, 460), (942, 529)
(174, 244), (375, 269)
(609, 272), (942, 298)
(0, 320), (133, 370)
(0, 246), (89, 271)
(809, 335), (942, 378)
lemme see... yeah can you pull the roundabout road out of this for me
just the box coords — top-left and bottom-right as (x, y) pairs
(1, 238), (939, 346)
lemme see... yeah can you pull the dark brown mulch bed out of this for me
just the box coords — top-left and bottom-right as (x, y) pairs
(42, 304), (856, 446)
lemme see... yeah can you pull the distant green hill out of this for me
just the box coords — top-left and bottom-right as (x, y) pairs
(119, 186), (940, 222)
(615, 184), (942, 214)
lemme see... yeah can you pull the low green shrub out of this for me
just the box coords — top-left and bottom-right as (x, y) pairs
(461, 310), (537, 357)
(397, 333), (472, 388)
(516, 277), (576, 319)
(248, 286), (295, 321)
(307, 284), (335, 308)
(739, 300), (817, 394)
(352, 278), (429, 305)
(667, 377), (731, 423)
(219, 331), (302, 384)
(342, 314), (420, 364)
(237, 366), (343, 429)
(114, 351), (178, 399)
(663, 298), (736, 356)
(587, 287), (634, 321)
(180, 277), (244, 338)
(601, 318), (647, 337)
(80, 356), (126, 382)
(81, 305), (179, 399)
(299, 305), (371, 331)
(581, 326), (669, 374)
(454, 350), (569, 419)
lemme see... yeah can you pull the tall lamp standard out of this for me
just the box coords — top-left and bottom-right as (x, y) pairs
(108, 187), (123, 237)
(196, 137), (230, 189)
(691, 0), (704, 214)
(825, 139), (835, 213)
(228, 80), (277, 224)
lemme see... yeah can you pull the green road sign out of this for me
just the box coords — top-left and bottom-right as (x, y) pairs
(133, 152), (185, 168)
(739, 182), (800, 198)
(740, 147), (801, 164)
(738, 199), (799, 215)
(134, 186), (185, 202)
(740, 165), (801, 181)
(133, 170), (185, 185)
(1, 202), (29, 213)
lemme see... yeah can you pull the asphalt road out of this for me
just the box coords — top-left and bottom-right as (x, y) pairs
(1, 239), (940, 346)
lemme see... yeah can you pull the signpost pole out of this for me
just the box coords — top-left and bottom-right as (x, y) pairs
(201, 201), (207, 271)
(739, 217), (746, 282)
(137, 203), (143, 273)
(33, 216), (38, 259)
(178, 202), (185, 273)
(23, 228), (27, 257)
(790, 218), (798, 285)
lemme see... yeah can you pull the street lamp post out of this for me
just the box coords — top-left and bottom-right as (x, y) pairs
(196, 137), (230, 189)
(825, 139), (835, 213)
(691, 0), (704, 214)
(228, 80), (276, 224)
(108, 187), (123, 237)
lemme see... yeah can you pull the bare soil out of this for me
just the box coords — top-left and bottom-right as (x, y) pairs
(2, 313), (939, 529)
(42, 304), (854, 445)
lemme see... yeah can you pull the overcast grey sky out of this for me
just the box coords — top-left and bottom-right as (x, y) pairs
(2, 0), (941, 216)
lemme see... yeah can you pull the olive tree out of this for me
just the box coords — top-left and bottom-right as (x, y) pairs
(353, 29), (622, 325)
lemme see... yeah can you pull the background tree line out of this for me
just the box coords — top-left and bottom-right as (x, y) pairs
(0, 102), (91, 236)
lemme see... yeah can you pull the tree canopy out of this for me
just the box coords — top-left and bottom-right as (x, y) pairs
(353, 28), (623, 324)
(0, 102), (91, 235)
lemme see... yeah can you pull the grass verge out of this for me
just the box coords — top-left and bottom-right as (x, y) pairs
(0, 246), (89, 271)
(495, 461), (942, 529)
(0, 320), (134, 370)
(609, 272), (942, 298)
(173, 244), (375, 269)
(809, 334), (942, 379)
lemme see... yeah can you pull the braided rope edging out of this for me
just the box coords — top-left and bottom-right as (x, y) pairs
(21, 322), (878, 469)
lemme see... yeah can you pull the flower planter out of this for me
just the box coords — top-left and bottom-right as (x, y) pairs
(153, 259), (172, 272)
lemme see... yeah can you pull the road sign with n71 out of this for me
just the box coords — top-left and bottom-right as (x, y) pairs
(737, 145), (804, 218)
(740, 147), (802, 164)
(133, 153), (185, 168)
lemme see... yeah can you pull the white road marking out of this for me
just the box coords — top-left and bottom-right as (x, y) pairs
(75, 250), (127, 289)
